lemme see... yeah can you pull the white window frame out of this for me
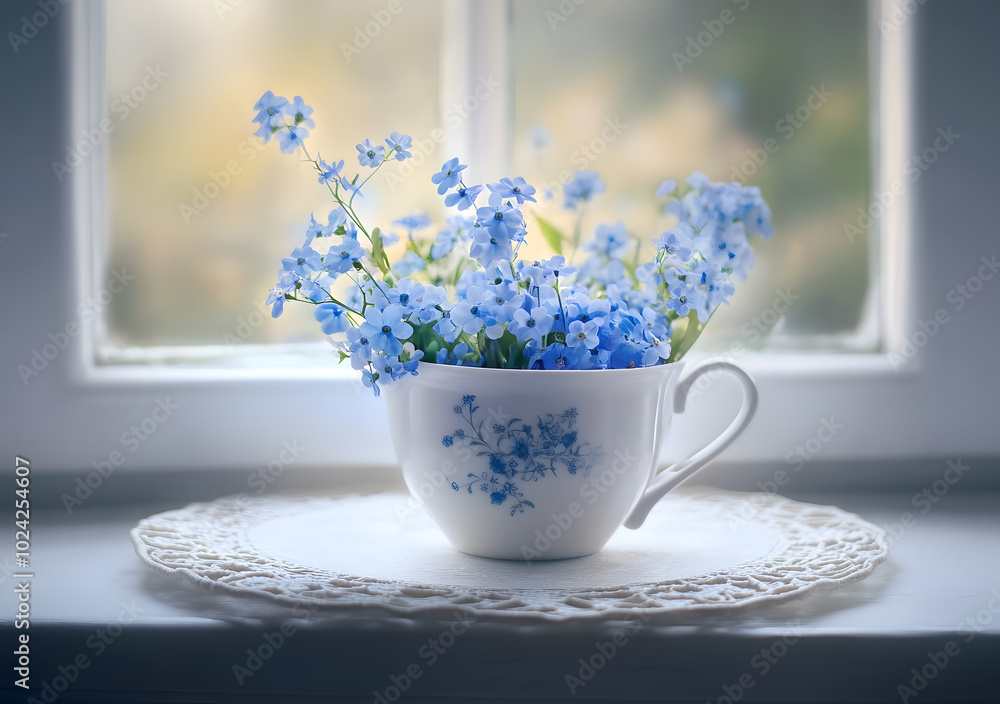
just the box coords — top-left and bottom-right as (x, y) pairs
(24, 0), (987, 476)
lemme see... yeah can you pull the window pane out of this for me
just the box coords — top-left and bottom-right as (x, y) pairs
(511, 0), (873, 350)
(105, 0), (443, 349)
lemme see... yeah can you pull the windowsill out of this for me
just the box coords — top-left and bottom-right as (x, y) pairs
(5, 472), (999, 703)
(77, 349), (908, 389)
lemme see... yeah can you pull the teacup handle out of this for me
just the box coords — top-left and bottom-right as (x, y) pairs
(623, 359), (758, 529)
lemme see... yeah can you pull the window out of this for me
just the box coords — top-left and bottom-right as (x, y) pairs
(21, 0), (996, 477)
(509, 0), (875, 351)
(102, 0), (875, 364)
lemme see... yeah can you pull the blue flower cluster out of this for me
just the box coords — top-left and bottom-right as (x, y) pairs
(447, 395), (602, 515)
(255, 93), (773, 396)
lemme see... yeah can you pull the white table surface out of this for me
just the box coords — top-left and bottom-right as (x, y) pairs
(3, 488), (998, 703)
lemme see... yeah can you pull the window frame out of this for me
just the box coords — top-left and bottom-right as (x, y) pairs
(45, 0), (947, 475)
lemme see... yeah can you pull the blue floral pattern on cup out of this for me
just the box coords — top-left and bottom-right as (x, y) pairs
(446, 395), (603, 516)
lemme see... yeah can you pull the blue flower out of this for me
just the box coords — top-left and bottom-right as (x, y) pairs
(490, 491), (507, 505)
(324, 237), (364, 276)
(533, 343), (582, 370)
(508, 307), (554, 343)
(431, 157), (467, 195)
(314, 303), (351, 334)
(393, 251), (426, 277)
(251, 91), (289, 140)
(648, 335), (671, 360)
(434, 310), (462, 343)
(340, 177), (365, 200)
(530, 125), (551, 148)
(449, 287), (492, 335)
(345, 327), (373, 370)
(317, 155), (344, 185)
(665, 277), (699, 317)
(392, 213), (432, 232)
(289, 96), (314, 128)
(567, 319), (600, 349)
(358, 305), (413, 356)
(444, 184), (483, 211)
(281, 246), (322, 276)
(476, 190), (524, 242)
(487, 177), (537, 205)
(469, 227), (514, 268)
(302, 214), (326, 246)
(385, 132), (413, 161)
(389, 277), (423, 312)
(489, 454), (506, 474)
(442, 435), (454, 447)
(437, 342), (474, 366)
(657, 179), (677, 197)
(265, 286), (289, 318)
(361, 367), (380, 397)
(519, 255), (576, 288)
(653, 224), (694, 262)
(563, 170), (606, 210)
(638, 306), (670, 341)
(608, 340), (654, 369)
(376, 355), (406, 381)
(482, 281), (524, 339)
(277, 125), (309, 154)
(584, 221), (630, 259)
(356, 138), (386, 168)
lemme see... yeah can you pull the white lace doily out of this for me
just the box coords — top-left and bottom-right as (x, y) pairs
(131, 488), (888, 621)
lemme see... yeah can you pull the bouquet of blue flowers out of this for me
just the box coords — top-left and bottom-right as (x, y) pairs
(255, 92), (773, 396)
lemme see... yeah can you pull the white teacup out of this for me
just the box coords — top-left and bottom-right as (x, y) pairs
(385, 359), (757, 560)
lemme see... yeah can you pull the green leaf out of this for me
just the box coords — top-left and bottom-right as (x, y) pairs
(370, 226), (391, 276)
(505, 340), (528, 369)
(535, 215), (565, 255)
(669, 309), (714, 363)
(476, 329), (489, 365)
